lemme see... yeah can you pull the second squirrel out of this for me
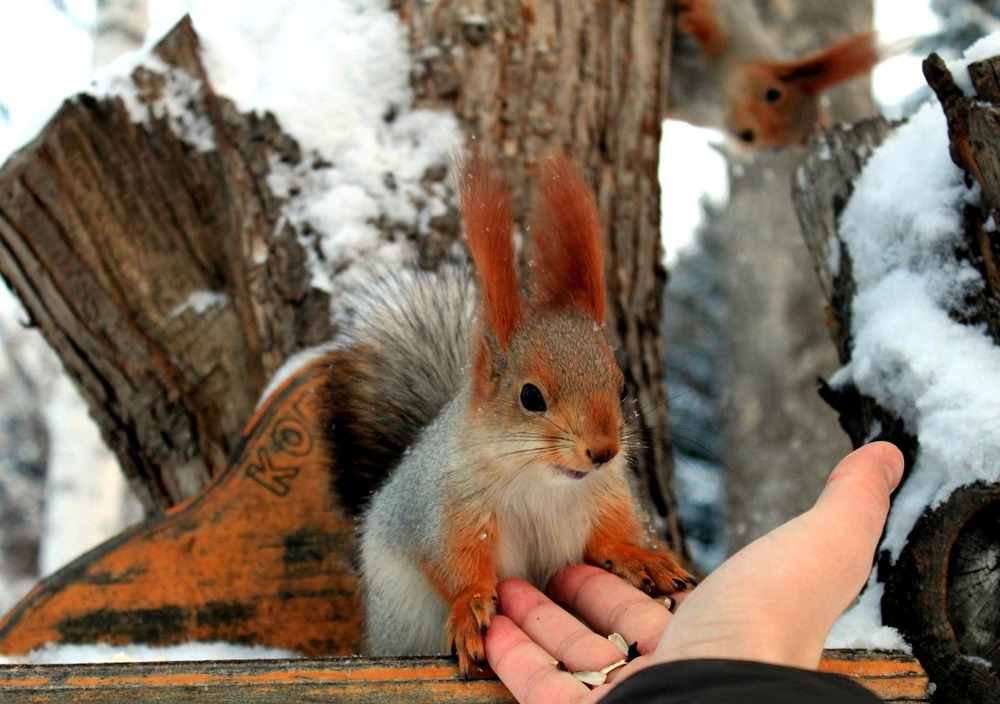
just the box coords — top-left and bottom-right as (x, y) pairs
(672, 0), (882, 149)
(349, 152), (693, 676)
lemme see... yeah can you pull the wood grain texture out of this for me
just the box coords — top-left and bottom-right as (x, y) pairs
(0, 17), (333, 512)
(0, 651), (927, 703)
(0, 357), (361, 657)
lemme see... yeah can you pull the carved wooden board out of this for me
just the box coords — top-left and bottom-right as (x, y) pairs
(0, 358), (361, 656)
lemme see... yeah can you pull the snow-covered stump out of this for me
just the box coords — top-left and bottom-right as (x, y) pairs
(794, 49), (1000, 704)
(0, 17), (334, 513)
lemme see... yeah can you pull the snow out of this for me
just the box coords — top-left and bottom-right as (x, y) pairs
(92, 53), (217, 153)
(824, 39), (1000, 648)
(85, 1), (462, 296)
(945, 31), (1000, 94)
(0, 641), (294, 665)
(170, 291), (231, 318)
(256, 341), (339, 409)
(826, 583), (910, 651)
(185, 0), (462, 295)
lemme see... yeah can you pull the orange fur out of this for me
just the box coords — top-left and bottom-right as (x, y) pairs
(584, 491), (693, 594)
(459, 151), (521, 348)
(727, 63), (821, 148)
(674, 0), (882, 149)
(725, 32), (878, 148)
(427, 510), (499, 676)
(529, 151), (606, 323)
(771, 31), (879, 96)
(675, 0), (727, 57)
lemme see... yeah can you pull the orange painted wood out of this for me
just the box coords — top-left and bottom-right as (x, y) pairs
(0, 651), (927, 703)
(820, 650), (930, 702)
(0, 359), (362, 657)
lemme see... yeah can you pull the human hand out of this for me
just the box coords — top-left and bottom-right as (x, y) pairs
(484, 441), (905, 703)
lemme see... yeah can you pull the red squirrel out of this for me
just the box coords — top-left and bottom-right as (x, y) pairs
(671, 0), (882, 149)
(338, 152), (694, 676)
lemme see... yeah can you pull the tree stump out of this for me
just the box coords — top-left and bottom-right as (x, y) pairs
(793, 54), (1000, 704)
(0, 16), (333, 514)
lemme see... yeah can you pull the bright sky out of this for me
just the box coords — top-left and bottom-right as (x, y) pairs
(0, 0), (949, 258)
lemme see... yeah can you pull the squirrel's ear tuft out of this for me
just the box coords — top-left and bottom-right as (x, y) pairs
(459, 149), (521, 348)
(529, 150), (606, 323)
(773, 32), (878, 96)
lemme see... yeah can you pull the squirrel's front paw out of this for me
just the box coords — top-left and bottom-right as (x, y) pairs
(598, 546), (697, 596)
(446, 587), (497, 678)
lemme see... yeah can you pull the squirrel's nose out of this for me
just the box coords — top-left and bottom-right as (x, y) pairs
(586, 446), (617, 466)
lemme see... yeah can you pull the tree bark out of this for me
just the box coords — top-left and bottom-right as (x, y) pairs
(401, 0), (686, 552)
(792, 54), (1000, 704)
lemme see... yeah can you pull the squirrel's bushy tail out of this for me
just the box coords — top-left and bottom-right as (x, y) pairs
(316, 267), (478, 516)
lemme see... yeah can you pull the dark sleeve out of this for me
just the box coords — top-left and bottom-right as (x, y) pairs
(598, 659), (882, 704)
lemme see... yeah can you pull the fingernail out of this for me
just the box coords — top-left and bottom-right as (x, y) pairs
(881, 446), (904, 493)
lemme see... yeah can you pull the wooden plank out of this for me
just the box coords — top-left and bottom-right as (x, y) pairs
(0, 358), (362, 658)
(819, 650), (931, 702)
(0, 651), (927, 703)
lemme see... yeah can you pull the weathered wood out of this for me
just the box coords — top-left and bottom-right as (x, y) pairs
(792, 119), (920, 466)
(0, 357), (360, 657)
(883, 484), (1000, 704)
(793, 118), (897, 362)
(0, 650), (928, 703)
(924, 52), (1000, 345)
(402, 0), (687, 555)
(793, 54), (1000, 704)
(0, 17), (332, 513)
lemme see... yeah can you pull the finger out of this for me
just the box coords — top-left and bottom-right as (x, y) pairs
(814, 441), (903, 556)
(783, 442), (903, 601)
(546, 565), (672, 655)
(497, 578), (625, 673)
(753, 442), (903, 614)
(484, 615), (590, 703)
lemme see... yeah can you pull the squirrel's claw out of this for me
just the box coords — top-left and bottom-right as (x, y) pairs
(446, 587), (497, 678)
(599, 546), (696, 597)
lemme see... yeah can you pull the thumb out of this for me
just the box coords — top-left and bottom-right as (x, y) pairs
(652, 441), (904, 669)
(809, 440), (904, 587)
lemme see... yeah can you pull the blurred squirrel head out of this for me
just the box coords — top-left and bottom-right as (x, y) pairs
(458, 150), (628, 478)
(725, 32), (879, 149)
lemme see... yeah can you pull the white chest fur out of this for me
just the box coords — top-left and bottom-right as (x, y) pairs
(491, 473), (609, 587)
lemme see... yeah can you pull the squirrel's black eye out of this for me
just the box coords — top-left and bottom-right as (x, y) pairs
(738, 129), (755, 143)
(520, 383), (547, 413)
(765, 87), (782, 103)
(620, 383), (629, 402)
